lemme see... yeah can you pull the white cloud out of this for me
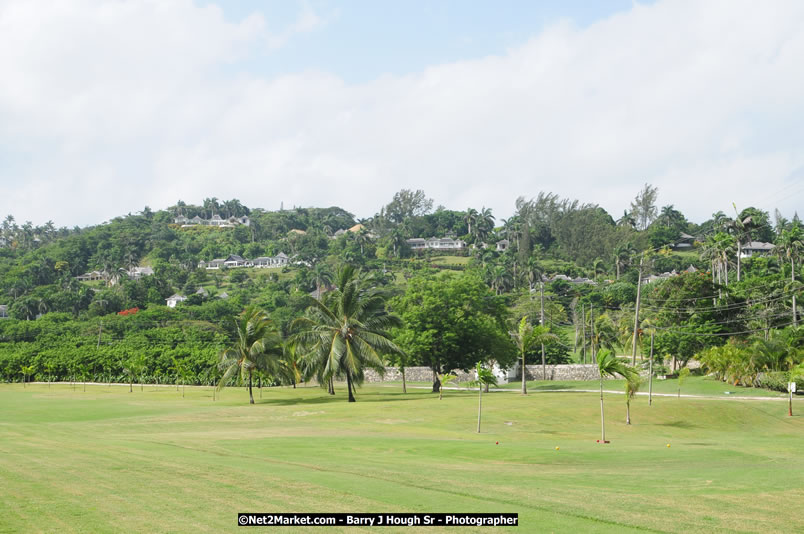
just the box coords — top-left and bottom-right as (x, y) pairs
(1, 0), (804, 227)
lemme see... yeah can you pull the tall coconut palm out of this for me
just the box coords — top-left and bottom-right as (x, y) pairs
(218, 307), (283, 404)
(727, 207), (754, 282)
(476, 207), (495, 242)
(596, 349), (637, 443)
(292, 265), (403, 402)
(464, 208), (479, 238)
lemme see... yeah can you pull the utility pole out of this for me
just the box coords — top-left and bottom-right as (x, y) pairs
(590, 302), (595, 361)
(632, 254), (644, 365)
(581, 303), (586, 364)
(540, 282), (546, 380)
(649, 331), (654, 406)
(792, 257), (798, 328)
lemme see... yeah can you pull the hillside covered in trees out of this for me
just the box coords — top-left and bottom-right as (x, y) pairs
(1, 186), (802, 393)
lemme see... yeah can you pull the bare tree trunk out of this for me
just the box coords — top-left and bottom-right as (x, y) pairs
(521, 353), (527, 395)
(401, 367), (407, 394)
(432, 369), (441, 393)
(248, 371), (254, 404)
(346, 372), (356, 402)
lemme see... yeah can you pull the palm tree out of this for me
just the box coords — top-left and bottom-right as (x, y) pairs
(471, 362), (498, 433)
(510, 317), (533, 394)
(124, 355), (146, 393)
(292, 265), (403, 402)
(625, 374), (641, 425)
(44, 361), (56, 388)
(218, 307), (282, 404)
(311, 262), (334, 299)
(727, 207), (754, 282)
(596, 349), (637, 443)
(354, 229), (372, 255)
(489, 265), (512, 295)
(438, 373), (457, 400)
(21, 364), (35, 387)
(612, 244), (633, 280)
(524, 256), (542, 292)
(464, 208), (479, 238)
(476, 207), (495, 242)
(278, 343), (303, 389)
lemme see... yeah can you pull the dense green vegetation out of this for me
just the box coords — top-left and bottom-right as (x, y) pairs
(1, 189), (802, 396)
(1, 383), (802, 533)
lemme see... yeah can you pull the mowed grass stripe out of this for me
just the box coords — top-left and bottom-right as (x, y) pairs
(0, 384), (802, 533)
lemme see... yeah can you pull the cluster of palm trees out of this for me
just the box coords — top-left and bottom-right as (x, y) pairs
(701, 219), (802, 323)
(1, 214), (64, 252)
(463, 207), (495, 243)
(217, 265), (403, 404)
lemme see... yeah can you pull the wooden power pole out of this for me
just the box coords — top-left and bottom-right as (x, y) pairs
(632, 254), (644, 365)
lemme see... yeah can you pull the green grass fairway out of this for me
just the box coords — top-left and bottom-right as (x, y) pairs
(1, 383), (802, 533)
(498, 375), (789, 397)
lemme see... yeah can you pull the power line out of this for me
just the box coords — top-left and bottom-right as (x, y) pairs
(648, 319), (798, 337)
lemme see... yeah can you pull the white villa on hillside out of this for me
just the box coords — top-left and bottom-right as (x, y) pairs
(127, 266), (154, 279)
(166, 294), (187, 308)
(75, 271), (105, 281)
(407, 237), (466, 250)
(198, 253), (289, 270)
(252, 253), (289, 268)
(174, 215), (250, 228)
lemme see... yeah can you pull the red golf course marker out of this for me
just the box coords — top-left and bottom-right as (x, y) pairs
(495, 441), (499, 445)
(596, 440), (610, 444)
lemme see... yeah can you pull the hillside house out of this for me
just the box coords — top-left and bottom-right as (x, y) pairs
(671, 232), (697, 251)
(128, 266), (154, 279)
(75, 271), (104, 281)
(252, 253), (289, 268)
(166, 294), (187, 308)
(223, 255), (248, 268)
(198, 258), (226, 269)
(0, 304), (8, 319)
(740, 241), (775, 258)
(406, 237), (466, 250)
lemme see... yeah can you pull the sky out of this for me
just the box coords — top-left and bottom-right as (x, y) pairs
(1, 0), (803, 228)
